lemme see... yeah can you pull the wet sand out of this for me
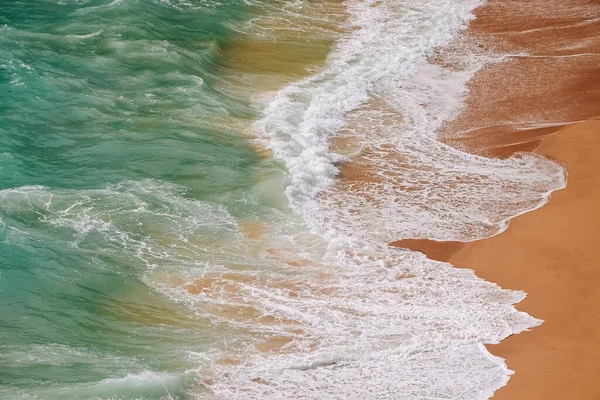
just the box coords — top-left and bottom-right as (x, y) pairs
(442, 0), (600, 157)
(395, 0), (600, 398)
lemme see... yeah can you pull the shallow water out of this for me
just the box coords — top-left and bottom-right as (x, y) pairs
(1, 1), (565, 399)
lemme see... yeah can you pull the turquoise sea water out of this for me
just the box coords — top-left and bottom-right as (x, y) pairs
(0, 1), (306, 398)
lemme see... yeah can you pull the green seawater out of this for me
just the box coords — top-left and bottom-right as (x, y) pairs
(0, 0), (308, 398)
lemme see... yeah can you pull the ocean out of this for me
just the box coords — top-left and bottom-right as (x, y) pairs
(0, 0), (566, 399)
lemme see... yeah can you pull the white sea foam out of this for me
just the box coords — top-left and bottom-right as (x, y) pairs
(254, 0), (566, 242)
(165, 241), (541, 399)
(66, 30), (104, 40)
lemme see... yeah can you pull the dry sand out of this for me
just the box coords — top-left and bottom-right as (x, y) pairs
(395, 0), (600, 398)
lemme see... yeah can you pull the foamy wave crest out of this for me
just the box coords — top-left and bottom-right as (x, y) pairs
(255, 0), (566, 242)
(3, 370), (187, 400)
(255, 0), (481, 225)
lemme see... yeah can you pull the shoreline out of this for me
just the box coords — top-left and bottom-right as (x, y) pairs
(457, 120), (600, 399)
(393, 120), (600, 399)
(460, 120), (600, 400)
(395, 0), (600, 397)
